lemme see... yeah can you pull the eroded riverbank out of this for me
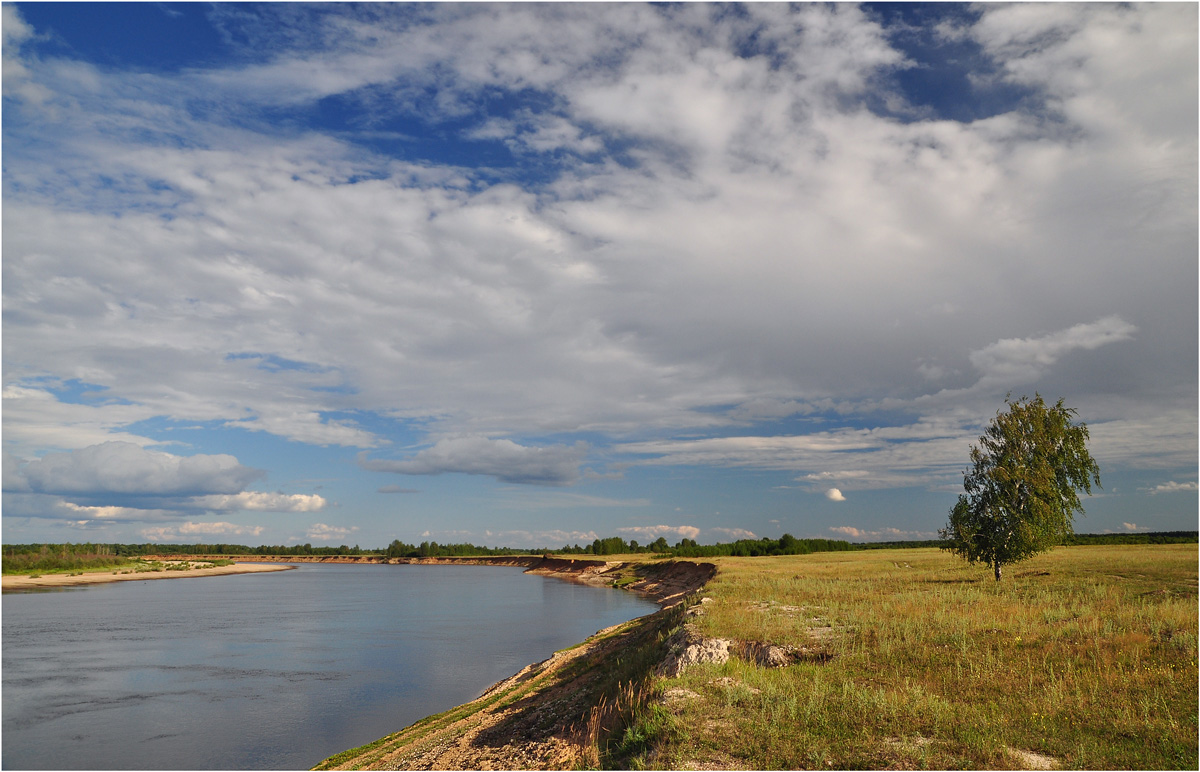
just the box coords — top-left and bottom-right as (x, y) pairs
(313, 558), (718, 770)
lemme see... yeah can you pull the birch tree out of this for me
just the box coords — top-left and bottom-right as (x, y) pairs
(940, 395), (1101, 581)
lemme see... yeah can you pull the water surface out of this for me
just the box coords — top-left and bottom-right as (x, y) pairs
(1, 563), (657, 770)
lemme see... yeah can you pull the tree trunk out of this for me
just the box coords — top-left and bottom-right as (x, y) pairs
(994, 561), (1003, 581)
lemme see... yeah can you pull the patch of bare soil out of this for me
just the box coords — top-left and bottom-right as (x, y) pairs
(1006, 746), (1059, 770)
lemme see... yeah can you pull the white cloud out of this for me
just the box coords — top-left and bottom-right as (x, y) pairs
(306, 523), (359, 542)
(615, 524), (701, 542)
(141, 521), (266, 541)
(359, 437), (588, 486)
(618, 420), (973, 490)
(1147, 481), (1198, 495)
(966, 316), (1138, 389)
(484, 529), (600, 548)
(190, 492), (326, 512)
(65, 503), (168, 521)
(709, 527), (757, 541)
(9, 442), (262, 496)
(829, 526), (938, 541)
(1, 4), (52, 106)
(2, 384), (163, 457)
(2, 442), (324, 526)
(1121, 522), (1148, 532)
(825, 488), (846, 502)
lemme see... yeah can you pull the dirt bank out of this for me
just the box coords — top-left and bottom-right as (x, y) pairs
(314, 559), (717, 770)
(1, 561), (293, 591)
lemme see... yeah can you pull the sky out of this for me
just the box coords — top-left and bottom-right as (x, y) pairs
(2, 2), (1196, 549)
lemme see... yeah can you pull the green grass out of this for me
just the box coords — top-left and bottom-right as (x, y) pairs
(2, 550), (141, 575)
(616, 544), (1197, 770)
(4, 553), (237, 577)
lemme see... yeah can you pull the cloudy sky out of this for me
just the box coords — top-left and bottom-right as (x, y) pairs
(3, 2), (1196, 548)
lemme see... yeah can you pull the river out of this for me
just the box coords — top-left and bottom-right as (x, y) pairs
(1, 562), (658, 770)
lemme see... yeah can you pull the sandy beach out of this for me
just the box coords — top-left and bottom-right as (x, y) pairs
(2, 561), (294, 591)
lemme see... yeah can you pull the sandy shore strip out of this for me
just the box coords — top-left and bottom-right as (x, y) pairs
(2, 561), (294, 591)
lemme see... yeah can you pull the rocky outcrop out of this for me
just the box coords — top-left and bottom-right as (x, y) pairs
(656, 594), (836, 677)
(656, 627), (735, 676)
(657, 625), (811, 676)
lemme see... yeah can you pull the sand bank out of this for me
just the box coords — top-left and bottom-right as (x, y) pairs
(2, 561), (293, 591)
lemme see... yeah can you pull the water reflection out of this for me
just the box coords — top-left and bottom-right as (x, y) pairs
(2, 563), (657, 770)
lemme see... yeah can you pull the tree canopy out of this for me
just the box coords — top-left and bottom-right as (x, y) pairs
(940, 394), (1101, 580)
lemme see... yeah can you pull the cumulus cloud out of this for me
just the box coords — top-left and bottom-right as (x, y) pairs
(307, 523), (359, 542)
(64, 503), (172, 521)
(825, 488), (846, 502)
(709, 527), (757, 541)
(1146, 481), (1198, 495)
(483, 529), (601, 548)
(828, 526), (938, 541)
(190, 492), (326, 512)
(9, 442), (262, 497)
(615, 524), (701, 542)
(141, 521), (266, 541)
(2, 442), (323, 527)
(359, 437), (588, 486)
(967, 316), (1138, 389)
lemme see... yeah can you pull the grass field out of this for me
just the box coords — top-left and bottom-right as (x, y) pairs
(609, 544), (1197, 770)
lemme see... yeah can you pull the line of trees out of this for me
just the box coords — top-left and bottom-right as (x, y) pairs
(551, 534), (860, 557)
(384, 540), (539, 558)
(5, 530), (1195, 574)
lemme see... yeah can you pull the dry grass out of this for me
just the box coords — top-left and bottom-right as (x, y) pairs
(616, 544), (1197, 770)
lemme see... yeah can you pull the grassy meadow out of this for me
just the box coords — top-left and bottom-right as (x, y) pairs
(609, 544), (1197, 770)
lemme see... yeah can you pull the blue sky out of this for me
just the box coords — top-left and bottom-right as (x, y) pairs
(3, 2), (1196, 548)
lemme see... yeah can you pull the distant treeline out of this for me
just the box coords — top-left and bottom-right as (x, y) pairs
(384, 540), (540, 558)
(855, 531), (1198, 550)
(5, 531), (1193, 573)
(658, 535), (856, 558)
(1063, 531), (1198, 546)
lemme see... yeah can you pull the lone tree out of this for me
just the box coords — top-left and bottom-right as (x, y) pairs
(940, 394), (1100, 581)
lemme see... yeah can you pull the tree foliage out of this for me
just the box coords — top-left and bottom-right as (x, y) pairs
(940, 394), (1100, 580)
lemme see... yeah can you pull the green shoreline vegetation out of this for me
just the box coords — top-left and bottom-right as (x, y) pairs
(2, 543), (237, 576)
(5, 530), (1194, 574)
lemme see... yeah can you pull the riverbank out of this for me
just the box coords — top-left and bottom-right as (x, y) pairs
(1, 560), (293, 591)
(315, 557), (717, 770)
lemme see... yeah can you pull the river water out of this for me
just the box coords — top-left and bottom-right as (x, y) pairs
(1, 562), (658, 770)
